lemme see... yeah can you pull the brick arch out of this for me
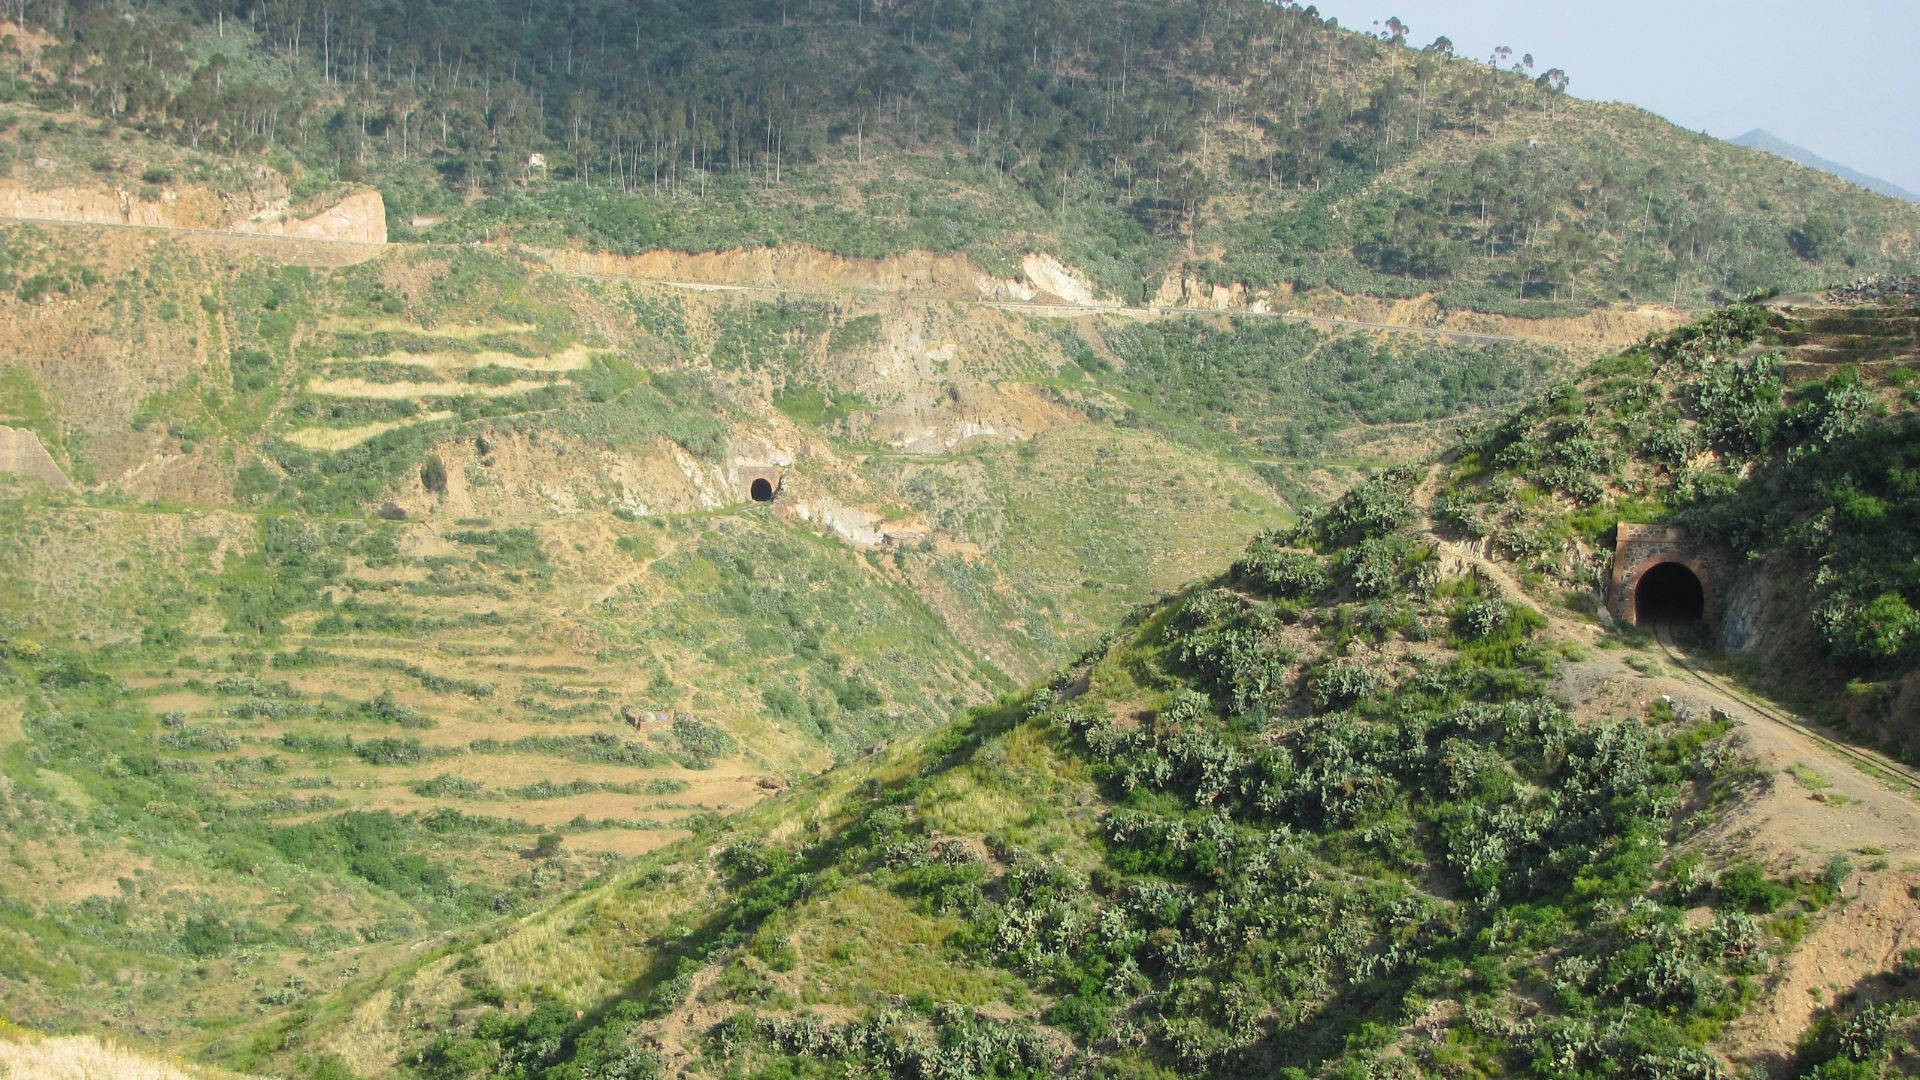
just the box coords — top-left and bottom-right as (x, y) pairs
(1609, 523), (1721, 626)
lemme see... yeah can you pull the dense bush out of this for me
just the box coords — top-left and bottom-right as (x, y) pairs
(1295, 468), (1419, 548)
(1689, 353), (1785, 455)
(1231, 544), (1328, 599)
(1098, 319), (1561, 460)
(1304, 659), (1390, 711)
(670, 716), (739, 769)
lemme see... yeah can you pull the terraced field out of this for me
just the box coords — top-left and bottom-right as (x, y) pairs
(0, 224), (1573, 1042)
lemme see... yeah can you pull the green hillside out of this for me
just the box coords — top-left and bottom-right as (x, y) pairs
(2, 3), (1919, 1075)
(1430, 288), (1920, 753)
(244, 403), (1920, 1078)
(0, 199), (1580, 1042)
(3, 1), (1918, 309)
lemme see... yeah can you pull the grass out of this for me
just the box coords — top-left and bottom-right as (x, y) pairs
(1786, 760), (1834, 791)
(0, 1025), (254, 1080)
(1785, 760), (1849, 804)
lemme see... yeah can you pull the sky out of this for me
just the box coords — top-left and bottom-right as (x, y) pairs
(1310, 0), (1920, 196)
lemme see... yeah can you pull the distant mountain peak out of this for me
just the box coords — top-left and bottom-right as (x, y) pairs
(1731, 128), (1919, 203)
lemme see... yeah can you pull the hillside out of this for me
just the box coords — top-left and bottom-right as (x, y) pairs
(2, 2), (1919, 313)
(0, 191), (1589, 1041)
(1429, 279), (1920, 755)
(2, 2), (1920, 1073)
(238, 300), (1920, 1076)
(1731, 130), (1919, 204)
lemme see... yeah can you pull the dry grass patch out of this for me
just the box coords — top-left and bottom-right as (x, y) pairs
(787, 883), (1028, 1009)
(560, 827), (691, 857)
(305, 376), (558, 400)
(0, 1027), (256, 1080)
(284, 412), (455, 450)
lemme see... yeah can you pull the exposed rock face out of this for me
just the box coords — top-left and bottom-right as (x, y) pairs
(553, 245), (1019, 300)
(0, 181), (387, 244)
(1152, 270), (1273, 312)
(1019, 252), (1103, 305)
(0, 183), (202, 228)
(260, 189), (389, 245)
(0, 426), (75, 490)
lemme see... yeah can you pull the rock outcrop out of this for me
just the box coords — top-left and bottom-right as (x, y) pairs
(0, 181), (387, 245)
(257, 189), (388, 245)
(0, 426), (76, 490)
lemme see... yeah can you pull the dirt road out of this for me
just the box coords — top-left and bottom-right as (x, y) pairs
(1, 211), (1564, 348)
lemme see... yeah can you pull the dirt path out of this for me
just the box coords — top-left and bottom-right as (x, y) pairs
(1611, 639), (1920, 1073)
(1654, 623), (1920, 797)
(1412, 466), (1920, 842)
(1412, 466), (1920, 1072)
(1413, 462), (1545, 612)
(0, 212), (387, 265)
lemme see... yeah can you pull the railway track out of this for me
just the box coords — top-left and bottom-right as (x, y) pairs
(1652, 620), (1920, 799)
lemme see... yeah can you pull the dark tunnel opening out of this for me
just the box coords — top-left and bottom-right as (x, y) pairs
(750, 477), (776, 503)
(1635, 562), (1705, 624)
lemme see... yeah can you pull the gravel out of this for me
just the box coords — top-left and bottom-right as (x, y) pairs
(1826, 274), (1920, 304)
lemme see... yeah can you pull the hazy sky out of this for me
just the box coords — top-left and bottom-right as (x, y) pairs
(1311, 0), (1920, 195)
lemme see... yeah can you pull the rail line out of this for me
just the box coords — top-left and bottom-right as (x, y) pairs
(1652, 620), (1920, 799)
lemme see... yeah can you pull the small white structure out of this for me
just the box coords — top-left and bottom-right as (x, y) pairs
(526, 153), (548, 170)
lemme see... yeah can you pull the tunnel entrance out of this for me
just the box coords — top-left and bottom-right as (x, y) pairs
(1635, 562), (1705, 624)
(749, 477), (776, 503)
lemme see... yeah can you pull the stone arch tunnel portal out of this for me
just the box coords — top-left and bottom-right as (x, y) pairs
(750, 477), (776, 503)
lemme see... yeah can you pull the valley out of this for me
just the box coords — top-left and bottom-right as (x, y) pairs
(2, 0), (1919, 1076)
(2, 208), (1563, 1044)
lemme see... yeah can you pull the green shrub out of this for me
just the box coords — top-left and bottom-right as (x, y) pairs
(1717, 862), (1794, 913)
(672, 716), (739, 768)
(1232, 544), (1327, 599)
(420, 455), (450, 495)
(1305, 659), (1388, 710)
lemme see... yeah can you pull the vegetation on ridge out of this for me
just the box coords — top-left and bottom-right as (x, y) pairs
(265, 470), (1908, 1079)
(1431, 290), (1920, 750)
(2, 1), (1916, 306)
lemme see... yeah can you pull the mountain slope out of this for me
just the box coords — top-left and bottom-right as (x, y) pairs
(234, 299), (1920, 1078)
(0, 198), (1586, 1043)
(250, 462), (1920, 1079)
(4, 3), (1920, 1069)
(1731, 129), (1920, 204)
(3, 2), (1918, 312)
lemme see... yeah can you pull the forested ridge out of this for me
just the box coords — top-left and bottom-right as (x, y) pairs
(3, 0), (1918, 310)
(4, 0), (1533, 193)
